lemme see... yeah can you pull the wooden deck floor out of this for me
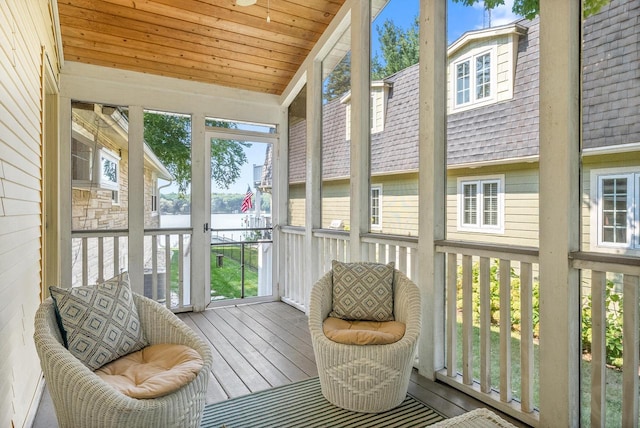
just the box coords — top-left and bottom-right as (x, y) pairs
(33, 301), (529, 427)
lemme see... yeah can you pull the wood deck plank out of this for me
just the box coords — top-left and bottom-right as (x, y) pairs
(224, 304), (318, 376)
(239, 304), (316, 355)
(199, 310), (273, 393)
(204, 307), (295, 387)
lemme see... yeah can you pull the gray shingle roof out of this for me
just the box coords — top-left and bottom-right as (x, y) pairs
(582, 0), (640, 149)
(287, 0), (638, 183)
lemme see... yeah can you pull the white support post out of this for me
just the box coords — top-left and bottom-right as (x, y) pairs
(304, 59), (323, 312)
(59, 96), (72, 287)
(538, 1), (581, 426)
(191, 113), (209, 311)
(417, 0), (447, 379)
(274, 107), (288, 300)
(127, 106), (145, 294)
(349, 0), (371, 263)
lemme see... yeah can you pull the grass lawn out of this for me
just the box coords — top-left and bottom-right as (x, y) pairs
(210, 251), (258, 299)
(580, 358), (625, 427)
(456, 321), (629, 426)
(168, 247), (259, 301)
(455, 322), (540, 409)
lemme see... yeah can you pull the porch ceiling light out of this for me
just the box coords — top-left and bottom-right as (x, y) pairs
(236, 0), (257, 6)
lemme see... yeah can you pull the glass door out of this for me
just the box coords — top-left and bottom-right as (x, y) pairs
(205, 119), (276, 305)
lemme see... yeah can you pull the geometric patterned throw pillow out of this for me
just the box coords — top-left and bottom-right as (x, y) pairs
(49, 272), (148, 371)
(329, 260), (395, 322)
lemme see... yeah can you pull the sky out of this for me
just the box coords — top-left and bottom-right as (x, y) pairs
(166, 1), (522, 196)
(372, 0), (521, 47)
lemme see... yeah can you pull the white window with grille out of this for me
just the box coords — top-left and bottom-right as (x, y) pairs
(452, 47), (496, 111)
(457, 175), (504, 233)
(591, 168), (639, 252)
(370, 185), (382, 231)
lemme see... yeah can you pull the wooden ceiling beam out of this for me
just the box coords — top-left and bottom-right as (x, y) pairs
(58, 0), (313, 57)
(58, 5), (309, 65)
(96, 0), (322, 50)
(63, 46), (286, 94)
(60, 19), (300, 75)
(57, 0), (348, 95)
(168, 0), (334, 33)
(61, 36), (291, 85)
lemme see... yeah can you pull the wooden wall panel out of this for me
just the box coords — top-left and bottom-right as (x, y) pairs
(0, 0), (60, 426)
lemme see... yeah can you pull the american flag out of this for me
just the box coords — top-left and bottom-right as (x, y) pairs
(241, 186), (254, 213)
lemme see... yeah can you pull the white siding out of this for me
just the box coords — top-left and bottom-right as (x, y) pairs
(0, 0), (60, 426)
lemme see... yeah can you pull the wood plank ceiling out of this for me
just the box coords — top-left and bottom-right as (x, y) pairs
(57, 0), (346, 95)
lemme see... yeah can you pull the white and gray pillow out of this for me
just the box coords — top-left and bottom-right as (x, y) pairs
(329, 260), (395, 322)
(50, 272), (148, 371)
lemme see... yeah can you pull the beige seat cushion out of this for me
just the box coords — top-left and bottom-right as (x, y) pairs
(95, 343), (203, 399)
(323, 316), (406, 345)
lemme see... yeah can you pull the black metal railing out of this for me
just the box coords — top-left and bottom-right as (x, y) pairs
(210, 227), (272, 300)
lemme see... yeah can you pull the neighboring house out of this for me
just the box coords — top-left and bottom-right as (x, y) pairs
(288, 0), (640, 257)
(71, 102), (173, 286)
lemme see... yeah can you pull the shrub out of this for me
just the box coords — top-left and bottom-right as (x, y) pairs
(456, 260), (540, 338)
(581, 279), (624, 368)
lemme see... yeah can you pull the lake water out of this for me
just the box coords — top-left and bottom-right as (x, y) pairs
(160, 213), (268, 241)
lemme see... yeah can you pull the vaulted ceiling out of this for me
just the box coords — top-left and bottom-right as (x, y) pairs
(57, 0), (347, 95)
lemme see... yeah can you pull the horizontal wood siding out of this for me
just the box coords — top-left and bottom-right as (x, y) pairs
(447, 165), (540, 247)
(0, 0), (60, 426)
(288, 183), (306, 227)
(321, 180), (349, 229)
(495, 36), (514, 102)
(373, 174), (418, 236)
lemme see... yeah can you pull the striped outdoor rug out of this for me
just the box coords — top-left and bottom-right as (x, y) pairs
(201, 377), (445, 428)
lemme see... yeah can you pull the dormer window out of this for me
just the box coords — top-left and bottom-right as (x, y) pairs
(453, 49), (495, 109)
(342, 81), (390, 140)
(447, 23), (527, 113)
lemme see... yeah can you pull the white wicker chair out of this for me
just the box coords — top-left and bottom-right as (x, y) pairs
(34, 293), (213, 428)
(309, 267), (421, 413)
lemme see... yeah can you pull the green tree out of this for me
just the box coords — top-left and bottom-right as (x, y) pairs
(324, 17), (420, 101)
(371, 16), (420, 80)
(451, 0), (610, 20)
(323, 52), (351, 102)
(143, 112), (250, 194)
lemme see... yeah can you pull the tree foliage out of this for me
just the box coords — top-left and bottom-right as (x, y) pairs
(324, 17), (421, 102)
(371, 16), (420, 80)
(451, 0), (610, 20)
(143, 112), (250, 194)
(323, 52), (351, 102)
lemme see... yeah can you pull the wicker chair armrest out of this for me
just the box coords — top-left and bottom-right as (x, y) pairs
(308, 271), (333, 339)
(393, 269), (422, 343)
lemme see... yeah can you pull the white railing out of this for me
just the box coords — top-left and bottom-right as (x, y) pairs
(313, 229), (350, 272)
(280, 226), (307, 310)
(571, 252), (640, 427)
(278, 228), (639, 425)
(362, 233), (418, 280)
(435, 240), (540, 427)
(279, 228), (419, 311)
(70, 227), (193, 311)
